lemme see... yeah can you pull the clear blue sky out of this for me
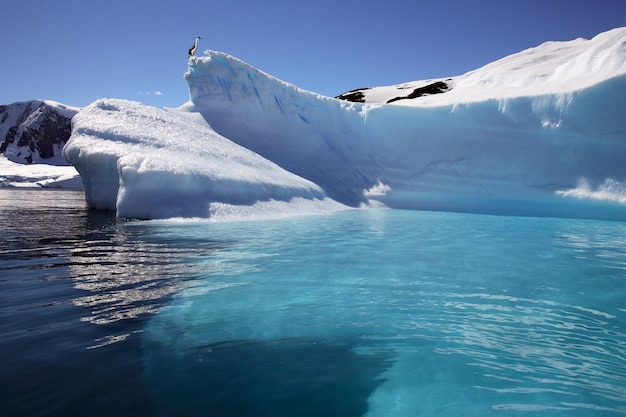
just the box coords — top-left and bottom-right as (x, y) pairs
(1, 0), (624, 108)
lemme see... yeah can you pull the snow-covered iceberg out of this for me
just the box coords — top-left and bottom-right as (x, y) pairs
(63, 27), (626, 220)
(63, 100), (340, 219)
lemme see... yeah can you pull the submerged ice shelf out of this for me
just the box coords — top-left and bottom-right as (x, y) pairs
(63, 27), (626, 220)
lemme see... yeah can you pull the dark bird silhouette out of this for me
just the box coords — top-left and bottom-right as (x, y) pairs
(188, 36), (202, 58)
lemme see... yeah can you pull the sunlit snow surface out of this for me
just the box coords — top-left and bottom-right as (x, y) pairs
(63, 28), (626, 220)
(0, 155), (81, 189)
(63, 100), (342, 219)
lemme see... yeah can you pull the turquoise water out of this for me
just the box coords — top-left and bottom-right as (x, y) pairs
(1, 190), (626, 416)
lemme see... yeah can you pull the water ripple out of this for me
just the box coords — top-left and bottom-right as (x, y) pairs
(404, 290), (626, 412)
(0, 190), (229, 339)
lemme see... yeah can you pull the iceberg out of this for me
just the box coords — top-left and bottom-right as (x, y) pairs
(63, 27), (626, 220)
(63, 100), (339, 219)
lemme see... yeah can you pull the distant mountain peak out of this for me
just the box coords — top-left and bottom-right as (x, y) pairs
(0, 100), (79, 165)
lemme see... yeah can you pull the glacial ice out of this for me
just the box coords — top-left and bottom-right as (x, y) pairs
(63, 100), (340, 219)
(63, 27), (626, 220)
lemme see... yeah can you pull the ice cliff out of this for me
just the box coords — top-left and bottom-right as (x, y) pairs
(64, 27), (626, 220)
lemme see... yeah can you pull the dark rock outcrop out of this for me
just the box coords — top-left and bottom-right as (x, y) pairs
(336, 78), (453, 104)
(335, 88), (371, 103)
(386, 81), (450, 103)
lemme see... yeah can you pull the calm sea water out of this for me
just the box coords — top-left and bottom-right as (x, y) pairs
(1, 189), (626, 417)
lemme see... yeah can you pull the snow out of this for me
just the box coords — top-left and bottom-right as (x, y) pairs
(0, 155), (81, 189)
(42, 100), (81, 117)
(356, 27), (626, 106)
(62, 27), (626, 220)
(556, 178), (626, 204)
(63, 99), (343, 219)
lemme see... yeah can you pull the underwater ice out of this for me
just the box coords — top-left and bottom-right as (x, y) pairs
(140, 210), (626, 416)
(63, 27), (626, 220)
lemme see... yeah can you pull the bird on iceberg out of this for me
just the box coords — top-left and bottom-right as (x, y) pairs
(188, 36), (201, 59)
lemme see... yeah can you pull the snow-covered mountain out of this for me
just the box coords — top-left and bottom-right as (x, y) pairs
(0, 100), (81, 188)
(0, 100), (78, 165)
(63, 27), (626, 220)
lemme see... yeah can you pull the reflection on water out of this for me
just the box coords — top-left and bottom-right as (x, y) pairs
(68, 216), (227, 328)
(558, 222), (626, 270)
(0, 189), (230, 416)
(0, 189), (227, 337)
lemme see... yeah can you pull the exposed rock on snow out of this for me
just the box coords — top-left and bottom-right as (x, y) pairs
(336, 79), (453, 104)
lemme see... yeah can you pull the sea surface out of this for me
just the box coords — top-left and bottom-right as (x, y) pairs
(1, 188), (626, 417)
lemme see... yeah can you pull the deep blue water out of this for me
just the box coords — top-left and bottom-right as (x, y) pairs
(1, 189), (626, 417)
